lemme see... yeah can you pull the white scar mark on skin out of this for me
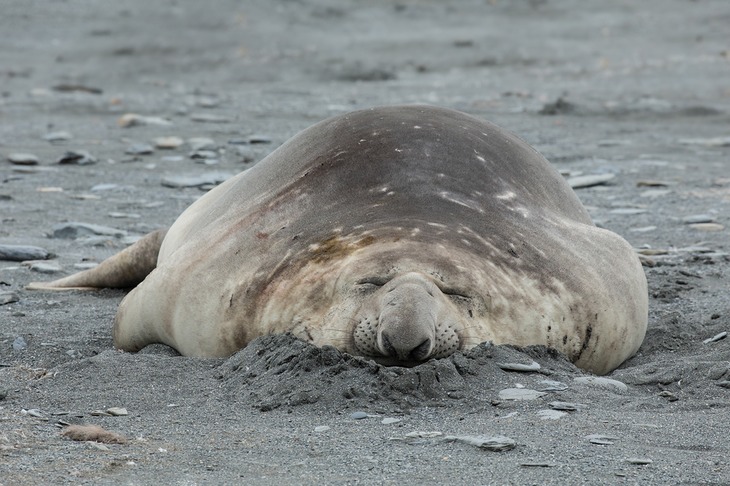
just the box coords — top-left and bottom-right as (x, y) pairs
(474, 149), (486, 163)
(495, 191), (516, 201)
(439, 191), (484, 213)
(413, 125), (422, 129)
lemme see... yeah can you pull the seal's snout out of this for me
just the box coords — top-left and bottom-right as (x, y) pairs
(375, 273), (440, 363)
(352, 271), (463, 365)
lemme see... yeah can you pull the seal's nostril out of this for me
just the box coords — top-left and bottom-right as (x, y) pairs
(410, 338), (432, 361)
(381, 332), (397, 357)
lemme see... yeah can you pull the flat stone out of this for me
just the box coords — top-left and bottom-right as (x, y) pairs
(154, 136), (184, 149)
(30, 262), (63, 274)
(498, 388), (547, 401)
(443, 434), (516, 452)
(682, 214), (715, 224)
(52, 222), (127, 239)
(161, 172), (232, 188)
(7, 153), (39, 165)
(190, 113), (232, 123)
(567, 173), (615, 189)
(57, 150), (97, 165)
(536, 409), (567, 420)
(609, 208), (647, 215)
(0, 244), (51, 261)
(0, 291), (20, 305)
(118, 113), (173, 127)
(125, 144), (154, 155)
(43, 131), (72, 142)
(573, 376), (628, 393)
(689, 223), (724, 232)
(497, 361), (541, 372)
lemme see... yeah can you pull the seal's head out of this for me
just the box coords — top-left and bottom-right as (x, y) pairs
(351, 271), (467, 366)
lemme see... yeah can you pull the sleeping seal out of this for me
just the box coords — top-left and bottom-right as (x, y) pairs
(28, 105), (648, 374)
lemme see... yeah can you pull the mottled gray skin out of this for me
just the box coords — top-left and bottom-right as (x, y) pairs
(28, 105), (648, 374)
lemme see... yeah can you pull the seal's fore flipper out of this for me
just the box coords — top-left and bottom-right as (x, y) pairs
(26, 229), (167, 291)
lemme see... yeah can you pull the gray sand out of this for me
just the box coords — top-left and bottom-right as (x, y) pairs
(1, 1), (729, 484)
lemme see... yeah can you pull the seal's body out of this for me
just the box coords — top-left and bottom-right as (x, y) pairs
(29, 106), (648, 374)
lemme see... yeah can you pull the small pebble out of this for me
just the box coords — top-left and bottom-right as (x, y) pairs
(189, 150), (218, 160)
(567, 173), (615, 189)
(44, 131), (72, 142)
(381, 417), (401, 425)
(549, 401), (585, 411)
(689, 223), (724, 232)
(118, 113), (172, 127)
(154, 136), (184, 149)
(682, 214), (715, 224)
(248, 134), (273, 144)
(106, 407), (128, 416)
(636, 180), (670, 187)
(160, 156), (184, 162)
(125, 144), (154, 155)
(497, 361), (541, 372)
(703, 332), (727, 344)
(30, 262), (62, 274)
(190, 113), (232, 123)
(13, 336), (27, 351)
(160, 172), (232, 189)
(7, 153), (39, 165)
(626, 457), (653, 465)
(630, 226), (657, 233)
(609, 208), (647, 215)
(91, 183), (119, 192)
(24, 408), (44, 418)
(57, 150), (97, 165)
(314, 425), (330, 432)
(350, 411), (368, 420)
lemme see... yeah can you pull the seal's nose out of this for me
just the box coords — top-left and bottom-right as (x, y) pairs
(376, 274), (439, 363)
(380, 331), (432, 361)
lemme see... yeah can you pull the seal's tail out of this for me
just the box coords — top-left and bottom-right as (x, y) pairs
(26, 229), (167, 291)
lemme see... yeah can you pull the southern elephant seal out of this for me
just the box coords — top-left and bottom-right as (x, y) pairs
(28, 105), (648, 374)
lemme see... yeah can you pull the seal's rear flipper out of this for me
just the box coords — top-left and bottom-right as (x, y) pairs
(26, 229), (167, 291)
